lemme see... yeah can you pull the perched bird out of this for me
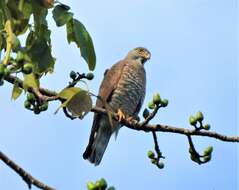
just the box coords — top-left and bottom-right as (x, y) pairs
(83, 47), (151, 165)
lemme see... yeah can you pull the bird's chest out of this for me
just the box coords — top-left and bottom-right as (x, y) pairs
(110, 63), (146, 115)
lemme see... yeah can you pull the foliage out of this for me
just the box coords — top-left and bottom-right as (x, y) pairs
(0, 0), (96, 118)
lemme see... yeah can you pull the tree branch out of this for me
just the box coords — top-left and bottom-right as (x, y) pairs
(91, 107), (239, 142)
(4, 75), (58, 101)
(4, 74), (239, 142)
(0, 151), (55, 190)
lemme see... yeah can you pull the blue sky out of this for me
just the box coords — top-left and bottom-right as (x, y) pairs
(0, 0), (238, 189)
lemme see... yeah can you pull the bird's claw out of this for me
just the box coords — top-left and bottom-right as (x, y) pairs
(116, 109), (126, 122)
(127, 116), (135, 122)
(127, 116), (140, 124)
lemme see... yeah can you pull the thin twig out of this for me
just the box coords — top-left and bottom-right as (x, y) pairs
(187, 135), (203, 164)
(152, 131), (161, 158)
(4, 75), (58, 102)
(67, 72), (87, 88)
(140, 105), (161, 127)
(152, 131), (164, 162)
(0, 151), (55, 190)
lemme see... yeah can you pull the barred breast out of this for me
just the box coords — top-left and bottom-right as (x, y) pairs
(109, 61), (146, 117)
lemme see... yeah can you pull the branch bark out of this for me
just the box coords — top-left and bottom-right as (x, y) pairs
(91, 107), (239, 142)
(0, 151), (55, 190)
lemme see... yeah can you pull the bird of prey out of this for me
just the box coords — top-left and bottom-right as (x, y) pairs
(83, 47), (151, 165)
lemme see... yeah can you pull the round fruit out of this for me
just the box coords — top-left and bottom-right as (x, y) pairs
(86, 182), (96, 190)
(27, 93), (35, 103)
(189, 116), (197, 126)
(24, 100), (31, 109)
(34, 108), (41, 114)
(143, 108), (150, 119)
(22, 63), (33, 74)
(203, 155), (211, 162)
(158, 161), (164, 169)
(204, 124), (211, 130)
(86, 72), (94, 80)
(94, 181), (101, 188)
(161, 99), (168, 107)
(153, 93), (161, 105)
(203, 146), (213, 156)
(98, 178), (107, 189)
(195, 111), (204, 122)
(147, 150), (155, 159)
(70, 71), (77, 80)
(39, 103), (48, 111)
(148, 101), (155, 110)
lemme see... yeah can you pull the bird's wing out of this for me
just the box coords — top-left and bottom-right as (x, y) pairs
(83, 60), (127, 158)
(96, 60), (128, 107)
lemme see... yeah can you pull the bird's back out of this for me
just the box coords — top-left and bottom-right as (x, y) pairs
(109, 60), (146, 117)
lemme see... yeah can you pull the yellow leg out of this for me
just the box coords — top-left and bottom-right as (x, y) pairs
(116, 109), (126, 122)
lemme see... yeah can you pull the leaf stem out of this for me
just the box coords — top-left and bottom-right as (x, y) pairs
(2, 19), (13, 65)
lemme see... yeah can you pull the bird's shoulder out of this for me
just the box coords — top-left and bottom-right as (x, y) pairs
(96, 59), (130, 107)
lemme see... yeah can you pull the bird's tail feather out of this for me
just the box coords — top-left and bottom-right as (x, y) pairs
(84, 123), (112, 166)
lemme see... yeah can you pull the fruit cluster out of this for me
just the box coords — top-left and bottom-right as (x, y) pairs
(147, 150), (164, 169)
(189, 111), (211, 130)
(86, 178), (115, 190)
(24, 93), (48, 114)
(142, 93), (169, 119)
(189, 145), (213, 164)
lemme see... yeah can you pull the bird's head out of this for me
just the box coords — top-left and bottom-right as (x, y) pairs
(126, 47), (151, 64)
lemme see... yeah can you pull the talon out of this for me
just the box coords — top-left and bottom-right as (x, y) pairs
(127, 116), (139, 124)
(116, 109), (126, 122)
(127, 116), (135, 122)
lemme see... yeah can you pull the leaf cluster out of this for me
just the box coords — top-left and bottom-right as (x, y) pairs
(0, 0), (96, 117)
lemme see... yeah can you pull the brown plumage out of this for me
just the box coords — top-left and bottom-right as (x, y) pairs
(83, 47), (151, 165)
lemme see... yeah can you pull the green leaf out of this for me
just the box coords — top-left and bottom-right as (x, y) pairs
(23, 73), (39, 90)
(21, 1), (33, 19)
(0, 10), (4, 31)
(26, 35), (55, 74)
(11, 81), (22, 100)
(32, 1), (48, 36)
(66, 18), (96, 71)
(52, 5), (73, 27)
(56, 87), (92, 119)
(65, 90), (92, 119)
(7, 0), (32, 35)
(58, 3), (71, 11)
(55, 87), (81, 114)
(57, 87), (81, 100)
(0, 10), (6, 50)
